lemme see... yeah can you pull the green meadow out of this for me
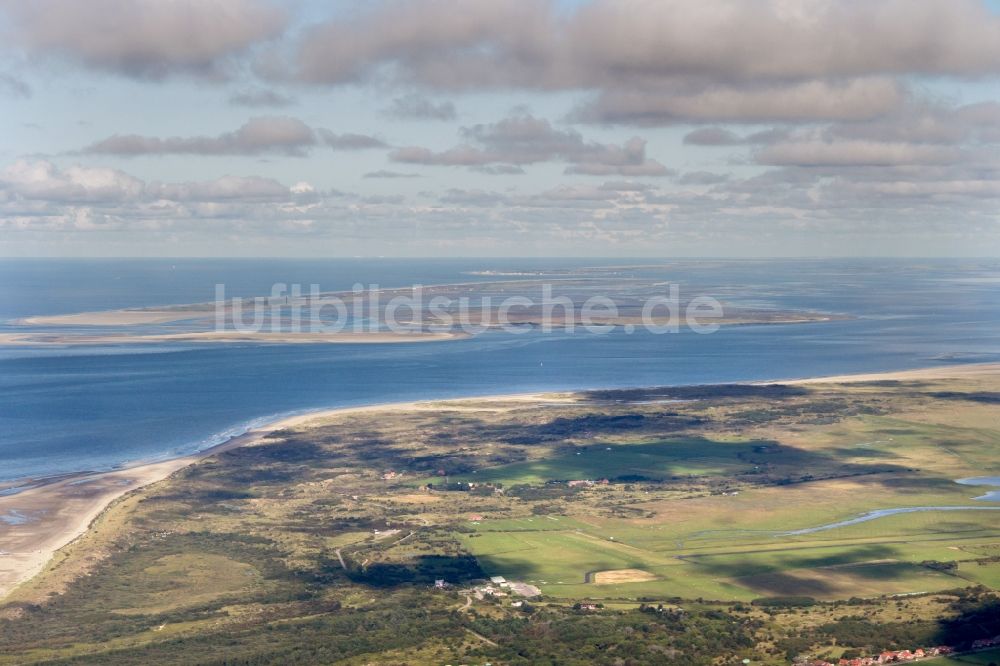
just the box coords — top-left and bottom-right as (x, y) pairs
(451, 392), (1000, 601)
(458, 437), (767, 485)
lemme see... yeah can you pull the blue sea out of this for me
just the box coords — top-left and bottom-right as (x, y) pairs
(1, 258), (998, 483)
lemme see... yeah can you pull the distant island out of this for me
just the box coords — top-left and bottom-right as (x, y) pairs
(5, 277), (849, 347)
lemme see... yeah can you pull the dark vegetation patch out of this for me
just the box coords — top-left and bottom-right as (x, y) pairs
(582, 383), (810, 402)
(346, 554), (485, 588)
(928, 390), (1000, 404)
(225, 440), (330, 463)
(751, 596), (817, 608)
(506, 483), (584, 500)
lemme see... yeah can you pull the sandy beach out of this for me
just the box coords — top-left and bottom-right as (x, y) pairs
(781, 361), (1000, 384)
(18, 309), (214, 326)
(0, 330), (468, 346)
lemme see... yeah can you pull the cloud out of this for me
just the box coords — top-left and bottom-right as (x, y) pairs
(531, 185), (619, 203)
(361, 194), (405, 205)
(386, 94), (456, 120)
(598, 181), (655, 192)
(756, 140), (964, 167)
(0, 159), (144, 202)
(282, 0), (1000, 125)
(363, 170), (421, 179)
(292, 1), (1000, 86)
(1, 0), (287, 80)
(438, 188), (508, 206)
(4, 159), (998, 254)
(228, 87), (296, 108)
(827, 101), (1000, 145)
(293, 0), (555, 87)
(578, 78), (906, 125)
(563, 160), (673, 177)
(0, 72), (31, 97)
(471, 164), (525, 175)
(683, 128), (742, 146)
(0, 160), (304, 206)
(83, 116), (315, 157)
(683, 127), (789, 146)
(82, 117), (384, 157)
(317, 130), (387, 150)
(678, 171), (731, 186)
(391, 112), (671, 176)
(564, 0), (1000, 81)
(147, 175), (293, 201)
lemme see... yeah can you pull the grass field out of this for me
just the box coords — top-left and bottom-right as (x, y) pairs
(450, 389), (1000, 601)
(457, 437), (767, 485)
(456, 468), (1000, 599)
(111, 552), (262, 615)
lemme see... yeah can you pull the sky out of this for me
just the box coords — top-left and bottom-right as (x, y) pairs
(1, 0), (1000, 258)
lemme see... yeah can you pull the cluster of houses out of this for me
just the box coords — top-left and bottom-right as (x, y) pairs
(811, 645), (953, 665)
(467, 576), (542, 600)
(807, 641), (986, 665)
(567, 478), (610, 488)
(477, 576), (512, 598)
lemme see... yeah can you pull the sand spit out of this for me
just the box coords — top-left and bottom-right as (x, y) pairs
(0, 330), (468, 346)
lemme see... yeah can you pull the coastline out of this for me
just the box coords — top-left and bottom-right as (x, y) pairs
(0, 330), (469, 346)
(2, 360), (998, 602)
(778, 361), (1000, 384)
(0, 392), (560, 601)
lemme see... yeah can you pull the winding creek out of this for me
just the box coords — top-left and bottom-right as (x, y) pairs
(781, 506), (1000, 536)
(780, 477), (1000, 536)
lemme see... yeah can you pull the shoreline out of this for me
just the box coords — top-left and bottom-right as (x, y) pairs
(777, 361), (1000, 384)
(2, 360), (998, 602)
(0, 329), (469, 346)
(0, 392), (559, 600)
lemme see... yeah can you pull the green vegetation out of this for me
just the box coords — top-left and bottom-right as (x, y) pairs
(2, 374), (999, 663)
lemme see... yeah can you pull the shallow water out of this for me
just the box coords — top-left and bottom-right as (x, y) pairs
(956, 477), (1000, 501)
(0, 510), (30, 525)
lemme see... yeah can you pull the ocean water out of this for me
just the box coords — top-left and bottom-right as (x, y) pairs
(0, 258), (998, 482)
